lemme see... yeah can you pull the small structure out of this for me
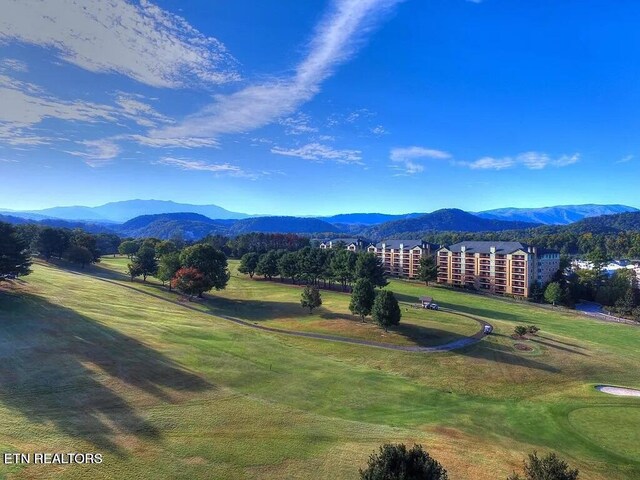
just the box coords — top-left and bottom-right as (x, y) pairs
(420, 296), (434, 308)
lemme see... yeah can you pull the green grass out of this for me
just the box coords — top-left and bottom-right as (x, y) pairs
(0, 256), (639, 479)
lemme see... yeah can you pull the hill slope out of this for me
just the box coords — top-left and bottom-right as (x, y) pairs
(229, 216), (340, 235)
(365, 209), (540, 238)
(117, 212), (232, 240)
(476, 204), (638, 225)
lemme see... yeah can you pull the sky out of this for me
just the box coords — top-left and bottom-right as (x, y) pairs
(1, 0), (639, 215)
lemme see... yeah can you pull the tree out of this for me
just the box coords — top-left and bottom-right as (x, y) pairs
(156, 252), (182, 289)
(127, 261), (143, 281)
(118, 240), (139, 259)
(133, 245), (158, 282)
(300, 285), (322, 313)
(527, 325), (540, 335)
(349, 278), (376, 322)
(255, 250), (279, 280)
(356, 252), (388, 288)
(278, 251), (300, 283)
(65, 245), (93, 268)
(156, 240), (177, 257)
(180, 243), (229, 295)
(544, 282), (562, 306)
(360, 444), (448, 480)
(0, 222), (31, 277)
(330, 249), (357, 291)
(514, 325), (528, 337)
(37, 227), (70, 259)
(508, 451), (579, 480)
(171, 267), (209, 299)
(238, 252), (260, 278)
(418, 255), (438, 286)
(372, 290), (401, 331)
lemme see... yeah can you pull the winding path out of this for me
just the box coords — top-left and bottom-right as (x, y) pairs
(73, 266), (493, 353)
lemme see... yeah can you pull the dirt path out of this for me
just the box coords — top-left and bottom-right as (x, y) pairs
(72, 267), (493, 353)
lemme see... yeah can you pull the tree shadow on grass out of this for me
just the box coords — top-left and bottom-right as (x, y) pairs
(69, 263), (560, 372)
(0, 290), (210, 455)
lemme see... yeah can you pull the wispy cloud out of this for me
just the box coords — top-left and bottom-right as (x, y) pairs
(279, 113), (318, 135)
(389, 146), (451, 174)
(271, 143), (362, 164)
(370, 125), (388, 135)
(0, 58), (28, 73)
(0, 74), (173, 148)
(616, 154), (634, 164)
(148, 0), (402, 144)
(459, 151), (580, 170)
(155, 156), (243, 173)
(65, 139), (121, 167)
(0, 0), (238, 88)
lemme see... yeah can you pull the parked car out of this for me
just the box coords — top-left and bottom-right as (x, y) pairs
(427, 303), (439, 310)
(483, 325), (493, 334)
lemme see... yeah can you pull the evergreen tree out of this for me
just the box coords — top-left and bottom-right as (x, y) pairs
(255, 250), (279, 280)
(0, 222), (32, 277)
(418, 255), (438, 286)
(508, 451), (579, 480)
(349, 278), (376, 322)
(356, 252), (388, 288)
(372, 290), (401, 331)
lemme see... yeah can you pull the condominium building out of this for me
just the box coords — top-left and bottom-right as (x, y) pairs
(367, 240), (438, 279)
(318, 238), (367, 252)
(436, 241), (560, 297)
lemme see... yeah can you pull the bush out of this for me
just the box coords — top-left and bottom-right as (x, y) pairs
(514, 325), (528, 337)
(508, 451), (579, 480)
(527, 325), (540, 335)
(360, 444), (448, 480)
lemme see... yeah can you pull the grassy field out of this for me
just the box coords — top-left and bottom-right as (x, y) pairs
(0, 256), (639, 479)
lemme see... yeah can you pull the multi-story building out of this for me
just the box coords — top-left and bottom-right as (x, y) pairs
(436, 241), (560, 297)
(318, 238), (367, 252)
(367, 240), (438, 279)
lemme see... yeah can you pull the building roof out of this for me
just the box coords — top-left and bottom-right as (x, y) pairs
(371, 239), (438, 250)
(327, 238), (362, 245)
(439, 241), (558, 255)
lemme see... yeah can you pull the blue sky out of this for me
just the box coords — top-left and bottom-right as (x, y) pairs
(1, 0), (639, 215)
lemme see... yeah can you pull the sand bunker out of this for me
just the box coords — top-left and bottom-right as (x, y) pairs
(595, 385), (640, 397)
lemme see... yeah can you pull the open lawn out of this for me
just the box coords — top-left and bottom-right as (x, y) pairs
(0, 256), (639, 479)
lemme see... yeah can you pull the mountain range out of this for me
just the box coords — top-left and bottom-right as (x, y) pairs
(2, 200), (640, 240)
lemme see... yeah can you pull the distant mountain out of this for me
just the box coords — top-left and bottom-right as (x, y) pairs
(229, 216), (341, 235)
(319, 212), (424, 225)
(117, 212), (233, 240)
(559, 211), (640, 234)
(365, 209), (540, 239)
(476, 204), (638, 225)
(0, 214), (116, 234)
(10, 199), (249, 222)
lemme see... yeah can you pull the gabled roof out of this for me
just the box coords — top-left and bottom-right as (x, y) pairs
(440, 241), (558, 255)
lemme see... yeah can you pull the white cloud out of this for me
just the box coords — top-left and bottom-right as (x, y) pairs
(389, 146), (451, 174)
(464, 156), (515, 170)
(128, 134), (219, 149)
(154, 156), (253, 177)
(279, 113), (318, 135)
(370, 125), (388, 135)
(458, 151), (580, 170)
(0, 74), (174, 148)
(148, 0), (402, 144)
(271, 143), (362, 164)
(616, 154), (634, 164)
(65, 139), (121, 167)
(0, 0), (238, 88)
(0, 58), (28, 72)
